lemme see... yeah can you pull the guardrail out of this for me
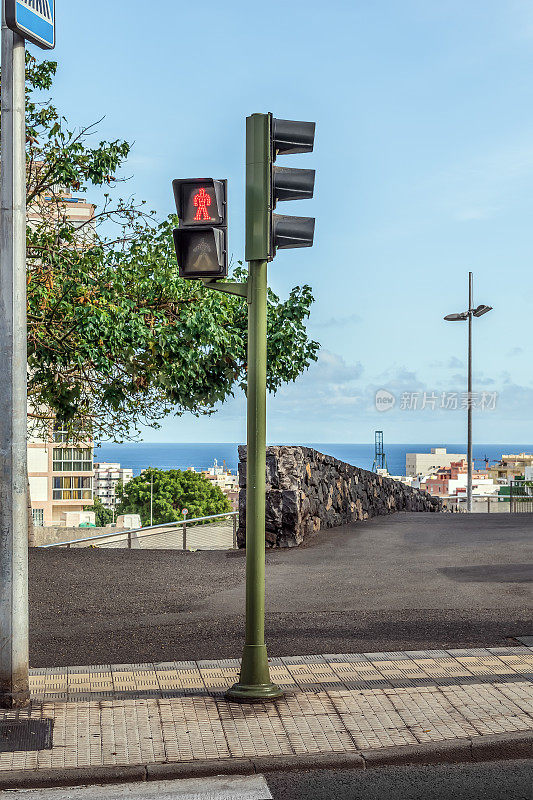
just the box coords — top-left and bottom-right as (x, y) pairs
(440, 494), (530, 513)
(39, 511), (239, 551)
(508, 480), (533, 513)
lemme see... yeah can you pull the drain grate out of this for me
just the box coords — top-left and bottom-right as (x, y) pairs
(0, 719), (53, 752)
(515, 636), (533, 647)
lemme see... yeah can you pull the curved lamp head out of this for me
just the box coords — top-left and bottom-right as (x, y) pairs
(444, 312), (469, 321)
(473, 304), (493, 317)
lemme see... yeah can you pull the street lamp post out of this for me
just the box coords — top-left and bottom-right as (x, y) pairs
(444, 272), (492, 513)
(150, 472), (153, 527)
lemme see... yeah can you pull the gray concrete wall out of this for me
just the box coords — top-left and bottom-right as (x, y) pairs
(31, 525), (115, 547)
(238, 446), (441, 548)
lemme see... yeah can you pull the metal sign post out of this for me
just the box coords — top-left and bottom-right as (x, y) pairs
(0, 3), (29, 709)
(0, 0), (54, 709)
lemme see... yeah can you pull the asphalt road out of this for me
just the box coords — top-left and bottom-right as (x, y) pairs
(29, 512), (532, 667)
(1, 762), (532, 799)
(265, 761), (533, 800)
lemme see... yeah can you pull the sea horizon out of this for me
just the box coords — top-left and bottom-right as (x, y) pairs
(93, 442), (533, 478)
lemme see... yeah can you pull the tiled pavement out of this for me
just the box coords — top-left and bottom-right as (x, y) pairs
(1, 647), (532, 772)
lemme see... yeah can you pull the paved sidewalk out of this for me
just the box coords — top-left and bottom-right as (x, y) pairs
(0, 647), (532, 783)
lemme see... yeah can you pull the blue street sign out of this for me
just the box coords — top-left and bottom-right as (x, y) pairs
(5, 0), (55, 50)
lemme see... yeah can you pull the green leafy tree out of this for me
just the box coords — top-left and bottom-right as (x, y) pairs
(85, 496), (113, 527)
(12, 54), (319, 442)
(115, 468), (231, 527)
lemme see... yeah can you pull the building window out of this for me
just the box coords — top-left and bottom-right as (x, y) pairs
(53, 447), (92, 472)
(53, 476), (92, 501)
(53, 421), (86, 443)
(32, 508), (44, 527)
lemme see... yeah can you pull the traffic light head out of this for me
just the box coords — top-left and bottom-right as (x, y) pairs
(245, 114), (316, 261)
(172, 227), (226, 278)
(172, 178), (228, 279)
(272, 167), (315, 203)
(270, 117), (315, 257)
(272, 215), (315, 249)
(272, 119), (315, 156)
(172, 179), (226, 226)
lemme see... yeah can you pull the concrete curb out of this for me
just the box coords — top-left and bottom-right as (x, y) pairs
(0, 732), (531, 790)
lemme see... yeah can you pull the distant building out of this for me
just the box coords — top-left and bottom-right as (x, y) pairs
(28, 183), (95, 234)
(406, 448), (467, 478)
(28, 423), (94, 527)
(94, 462), (134, 511)
(421, 459), (496, 498)
(202, 460), (239, 511)
(487, 453), (533, 483)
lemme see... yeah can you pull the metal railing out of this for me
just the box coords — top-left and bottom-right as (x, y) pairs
(509, 480), (533, 513)
(39, 511), (239, 551)
(440, 492), (533, 513)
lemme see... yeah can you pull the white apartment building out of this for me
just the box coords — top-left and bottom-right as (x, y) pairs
(406, 448), (467, 478)
(94, 462), (134, 510)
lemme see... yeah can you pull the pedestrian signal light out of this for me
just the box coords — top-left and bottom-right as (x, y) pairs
(173, 178), (226, 226)
(172, 178), (228, 278)
(193, 188), (212, 221)
(172, 227), (226, 278)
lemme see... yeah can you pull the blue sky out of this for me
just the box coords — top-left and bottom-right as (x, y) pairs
(43, 0), (533, 444)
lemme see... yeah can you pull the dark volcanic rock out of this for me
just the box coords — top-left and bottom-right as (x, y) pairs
(237, 446), (441, 548)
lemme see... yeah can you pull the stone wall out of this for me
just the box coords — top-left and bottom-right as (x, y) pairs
(238, 446), (441, 548)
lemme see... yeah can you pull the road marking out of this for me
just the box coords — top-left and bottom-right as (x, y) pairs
(0, 774), (273, 799)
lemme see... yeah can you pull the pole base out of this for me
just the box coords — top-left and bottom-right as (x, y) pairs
(225, 681), (283, 703)
(225, 643), (284, 703)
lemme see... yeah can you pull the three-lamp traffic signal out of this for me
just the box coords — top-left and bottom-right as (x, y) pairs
(271, 117), (315, 252)
(245, 113), (316, 262)
(172, 178), (228, 278)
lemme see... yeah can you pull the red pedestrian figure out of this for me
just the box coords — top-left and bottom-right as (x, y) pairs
(193, 187), (212, 221)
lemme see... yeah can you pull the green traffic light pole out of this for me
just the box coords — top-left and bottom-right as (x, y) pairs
(225, 256), (282, 701)
(203, 114), (282, 702)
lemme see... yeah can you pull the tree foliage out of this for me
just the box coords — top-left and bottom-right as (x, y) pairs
(11, 54), (320, 441)
(115, 468), (231, 527)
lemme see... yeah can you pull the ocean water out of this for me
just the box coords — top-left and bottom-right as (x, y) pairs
(93, 442), (533, 477)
